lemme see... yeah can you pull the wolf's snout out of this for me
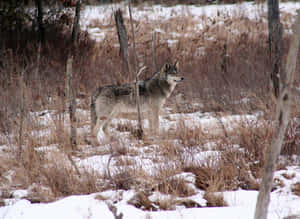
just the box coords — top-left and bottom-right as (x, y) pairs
(181, 77), (184, 81)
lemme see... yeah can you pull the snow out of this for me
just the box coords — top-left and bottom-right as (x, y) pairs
(80, 1), (300, 42)
(223, 188), (300, 218)
(0, 195), (113, 219)
(1, 190), (298, 219)
(1, 2), (300, 219)
(1, 107), (299, 219)
(78, 154), (112, 173)
(2, 91), (298, 219)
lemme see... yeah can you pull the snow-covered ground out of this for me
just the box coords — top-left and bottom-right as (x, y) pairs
(1, 1), (300, 219)
(1, 166), (300, 219)
(1, 106), (299, 219)
(80, 1), (300, 42)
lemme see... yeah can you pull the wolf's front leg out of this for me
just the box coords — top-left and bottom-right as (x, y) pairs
(91, 117), (102, 145)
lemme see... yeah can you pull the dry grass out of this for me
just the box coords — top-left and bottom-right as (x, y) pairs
(0, 2), (300, 206)
(171, 120), (205, 147)
(157, 176), (196, 197)
(281, 118), (300, 156)
(109, 165), (145, 190)
(40, 155), (100, 197)
(0, 155), (29, 189)
(281, 173), (296, 180)
(127, 191), (157, 211)
(292, 182), (300, 197)
(204, 192), (228, 207)
(180, 120), (268, 191)
(0, 109), (102, 200)
(284, 215), (300, 219)
(228, 119), (272, 178)
(183, 155), (253, 192)
(115, 120), (143, 139)
(274, 177), (285, 188)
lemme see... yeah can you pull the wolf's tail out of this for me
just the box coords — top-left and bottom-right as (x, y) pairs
(91, 87), (102, 132)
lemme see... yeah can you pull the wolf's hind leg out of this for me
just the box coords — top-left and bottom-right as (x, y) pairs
(102, 107), (119, 136)
(93, 117), (103, 138)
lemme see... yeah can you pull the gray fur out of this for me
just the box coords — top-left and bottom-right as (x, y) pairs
(90, 61), (183, 142)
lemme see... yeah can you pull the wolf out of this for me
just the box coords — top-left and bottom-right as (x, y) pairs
(90, 61), (183, 141)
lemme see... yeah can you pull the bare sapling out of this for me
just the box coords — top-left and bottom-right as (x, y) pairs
(254, 10), (300, 219)
(66, 0), (81, 151)
(128, 0), (143, 139)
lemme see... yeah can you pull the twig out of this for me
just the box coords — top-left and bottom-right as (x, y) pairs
(137, 66), (146, 79)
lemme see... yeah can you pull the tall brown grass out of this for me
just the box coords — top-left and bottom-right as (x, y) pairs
(0, 2), (299, 205)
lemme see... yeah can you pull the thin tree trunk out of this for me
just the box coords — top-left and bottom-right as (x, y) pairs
(128, 1), (143, 139)
(254, 11), (300, 219)
(114, 9), (130, 73)
(18, 70), (25, 160)
(35, 41), (42, 97)
(34, 0), (45, 46)
(34, 0), (44, 93)
(66, 57), (77, 150)
(152, 30), (158, 72)
(268, 0), (284, 98)
(66, 0), (81, 151)
(220, 43), (230, 86)
(71, 0), (81, 52)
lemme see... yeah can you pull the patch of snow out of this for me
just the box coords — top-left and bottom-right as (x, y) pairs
(0, 195), (114, 219)
(78, 154), (111, 174)
(0, 145), (9, 153)
(12, 190), (28, 199)
(183, 150), (221, 166)
(223, 188), (300, 219)
(167, 39), (178, 45)
(34, 144), (59, 152)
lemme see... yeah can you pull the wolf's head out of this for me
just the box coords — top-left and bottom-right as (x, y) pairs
(160, 61), (184, 85)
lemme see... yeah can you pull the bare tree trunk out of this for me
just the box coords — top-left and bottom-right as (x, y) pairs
(220, 43), (230, 86)
(268, 0), (284, 98)
(152, 30), (158, 72)
(114, 9), (130, 73)
(66, 57), (77, 150)
(254, 11), (300, 219)
(18, 70), (25, 160)
(34, 0), (45, 46)
(35, 43), (41, 81)
(66, 0), (81, 151)
(71, 0), (81, 51)
(128, 1), (143, 139)
(34, 0), (44, 97)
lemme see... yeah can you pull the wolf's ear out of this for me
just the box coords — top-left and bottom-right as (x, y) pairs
(161, 63), (170, 73)
(174, 61), (179, 70)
